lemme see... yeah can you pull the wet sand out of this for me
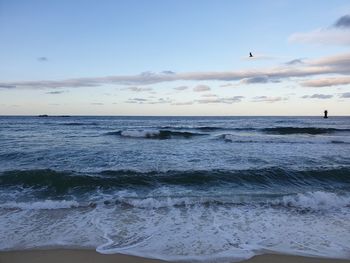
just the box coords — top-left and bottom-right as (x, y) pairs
(0, 249), (349, 263)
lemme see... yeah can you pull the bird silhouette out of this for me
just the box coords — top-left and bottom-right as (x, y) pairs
(249, 52), (253, 57)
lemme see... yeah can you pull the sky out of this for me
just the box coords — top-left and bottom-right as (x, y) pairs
(0, 0), (350, 116)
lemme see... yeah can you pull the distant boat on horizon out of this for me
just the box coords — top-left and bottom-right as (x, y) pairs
(37, 115), (71, 118)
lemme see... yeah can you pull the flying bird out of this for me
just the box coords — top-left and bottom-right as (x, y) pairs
(249, 52), (253, 58)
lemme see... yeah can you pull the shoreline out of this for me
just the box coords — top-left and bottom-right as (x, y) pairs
(0, 249), (349, 263)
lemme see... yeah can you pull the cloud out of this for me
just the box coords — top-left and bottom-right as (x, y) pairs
(290, 15), (350, 46)
(127, 87), (153, 92)
(1, 52), (350, 89)
(46, 90), (65, 94)
(171, 96), (244, 105)
(125, 97), (172, 104)
(201, 93), (218, 97)
(310, 53), (350, 70)
(334, 15), (350, 28)
(240, 75), (269, 84)
(252, 96), (288, 103)
(91, 102), (104, 105)
(126, 98), (148, 103)
(173, 86), (188, 91)
(196, 96), (244, 104)
(171, 101), (194, 106)
(301, 94), (333, 99)
(340, 92), (350, 98)
(240, 75), (281, 85)
(193, 85), (210, 92)
(285, 59), (304, 65)
(37, 57), (48, 62)
(161, 70), (175, 74)
(289, 29), (350, 45)
(301, 77), (350, 87)
(219, 83), (235, 87)
(149, 98), (173, 104)
(148, 98), (173, 104)
(0, 79), (101, 89)
(0, 84), (16, 89)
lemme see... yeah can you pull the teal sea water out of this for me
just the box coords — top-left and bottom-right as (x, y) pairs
(0, 116), (350, 261)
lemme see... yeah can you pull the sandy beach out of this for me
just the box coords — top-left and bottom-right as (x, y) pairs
(0, 249), (349, 263)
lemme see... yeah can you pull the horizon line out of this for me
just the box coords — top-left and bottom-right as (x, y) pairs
(1, 115), (349, 117)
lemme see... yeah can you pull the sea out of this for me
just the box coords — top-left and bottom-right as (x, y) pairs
(0, 116), (350, 262)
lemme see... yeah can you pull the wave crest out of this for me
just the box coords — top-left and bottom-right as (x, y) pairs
(107, 130), (206, 139)
(1, 168), (349, 193)
(279, 191), (350, 210)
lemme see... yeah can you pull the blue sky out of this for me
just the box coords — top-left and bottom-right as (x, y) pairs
(1, 0), (350, 115)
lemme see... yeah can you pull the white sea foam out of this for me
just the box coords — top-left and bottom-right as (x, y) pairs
(115, 196), (209, 208)
(92, 202), (350, 261)
(112, 190), (350, 210)
(280, 191), (350, 210)
(1, 191), (350, 262)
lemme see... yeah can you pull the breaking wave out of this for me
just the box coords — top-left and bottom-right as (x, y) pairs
(108, 191), (350, 211)
(1, 168), (349, 193)
(106, 130), (206, 139)
(1, 189), (349, 212)
(159, 126), (225, 131)
(278, 191), (350, 210)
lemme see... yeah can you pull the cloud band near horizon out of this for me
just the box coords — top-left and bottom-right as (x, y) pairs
(1, 53), (350, 89)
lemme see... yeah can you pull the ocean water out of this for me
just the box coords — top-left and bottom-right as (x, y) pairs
(0, 116), (350, 262)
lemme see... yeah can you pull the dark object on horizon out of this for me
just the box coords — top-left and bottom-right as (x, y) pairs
(324, 110), (328, 119)
(38, 114), (49, 117)
(249, 52), (253, 57)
